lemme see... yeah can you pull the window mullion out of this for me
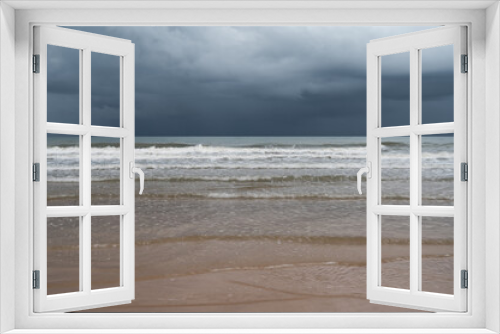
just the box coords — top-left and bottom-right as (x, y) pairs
(82, 48), (92, 294)
(78, 49), (84, 293)
(409, 47), (420, 294)
(416, 47), (424, 294)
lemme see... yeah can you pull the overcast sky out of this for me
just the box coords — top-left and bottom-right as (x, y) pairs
(47, 26), (454, 136)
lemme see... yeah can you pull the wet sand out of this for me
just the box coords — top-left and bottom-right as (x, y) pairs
(91, 238), (449, 312)
(46, 183), (453, 313)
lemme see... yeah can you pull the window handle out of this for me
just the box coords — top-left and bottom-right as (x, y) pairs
(129, 161), (144, 195)
(357, 162), (372, 195)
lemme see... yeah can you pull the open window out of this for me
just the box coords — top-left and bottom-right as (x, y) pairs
(33, 26), (140, 312)
(364, 26), (467, 312)
(31, 23), (467, 315)
(3, 0), (496, 328)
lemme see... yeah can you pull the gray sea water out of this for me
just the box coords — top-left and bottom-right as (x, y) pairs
(47, 136), (455, 308)
(47, 135), (454, 202)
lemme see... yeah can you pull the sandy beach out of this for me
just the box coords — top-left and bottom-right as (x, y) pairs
(45, 136), (454, 312)
(47, 192), (452, 313)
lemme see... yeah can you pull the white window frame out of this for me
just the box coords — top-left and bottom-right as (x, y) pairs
(366, 26), (468, 312)
(33, 26), (136, 313)
(1, 1), (499, 333)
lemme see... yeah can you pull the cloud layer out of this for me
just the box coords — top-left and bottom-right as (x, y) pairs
(47, 26), (453, 136)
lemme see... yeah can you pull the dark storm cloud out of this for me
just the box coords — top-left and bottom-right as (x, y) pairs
(422, 73), (454, 99)
(47, 45), (80, 124)
(90, 52), (121, 127)
(48, 26), (451, 136)
(381, 75), (411, 101)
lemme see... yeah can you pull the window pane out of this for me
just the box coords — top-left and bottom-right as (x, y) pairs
(381, 137), (410, 205)
(47, 217), (80, 295)
(381, 52), (410, 127)
(47, 45), (80, 124)
(381, 215), (410, 290)
(421, 216), (454, 294)
(92, 52), (120, 127)
(421, 45), (454, 124)
(47, 134), (80, 206)
(92, 216), (121, 290)
(92, 137), (121, 205)
(421, 135), (454, 206)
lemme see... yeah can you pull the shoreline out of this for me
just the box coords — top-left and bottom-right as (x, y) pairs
(46, 185), (453, 312)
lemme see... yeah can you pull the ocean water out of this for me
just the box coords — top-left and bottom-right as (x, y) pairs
(47, 135), (454, 239)
(47, 136), (455, 309)
(47, 135), (454, 202)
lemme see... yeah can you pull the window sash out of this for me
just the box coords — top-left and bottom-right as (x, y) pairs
(10, 6), (489, 331)
(366, 26), (468, 312)
(32, 25), (136, 313)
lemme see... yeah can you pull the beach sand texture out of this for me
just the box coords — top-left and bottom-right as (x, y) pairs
(46, 136), (454, 312)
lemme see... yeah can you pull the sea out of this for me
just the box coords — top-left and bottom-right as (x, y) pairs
(47, 135), (454, 204)
(46, 136), (456, 308)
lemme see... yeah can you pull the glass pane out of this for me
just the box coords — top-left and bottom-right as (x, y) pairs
(381, 52), (410, 127)
(381, 215), (410, 290)
(381, 137), (410, 205)
(47, 217), (80, 295)
(47, 134), (80, 206)
(421, 217), (454, 294)
(421, 45), (454, 124)
(422, 135), (454, 206)
(92, 52), (120, 127)
(47, 45), (80, 124)
(92, 137), (121, 205)
(92, 216), (121, 290)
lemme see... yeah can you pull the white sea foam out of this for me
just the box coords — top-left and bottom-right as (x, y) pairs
(46, 137), (454, 182)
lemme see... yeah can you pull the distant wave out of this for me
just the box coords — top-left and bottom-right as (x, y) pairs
(135, 143), (192, 148)
(140, 175), (359, 183)
(53, 142), (369, 149)
(381, 141), (408, 147)
(47, 142), (453, 173)
(136, 163), (365, 170)
(50, 141), (453, 151)
(47, 175), (362, 183)
(46, 138), (454, 186)
(46, 175), (452, 183)
(89, 143), (123, 148)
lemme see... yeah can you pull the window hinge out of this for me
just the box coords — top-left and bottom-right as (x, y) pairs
(33, 270), (40, 289)
(461, 162), (468, 181)
(33, 54), (40, 73)
(461, 54), (468, 73)
(461, 270), (468, 289)
(33, 163), (40, 182)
